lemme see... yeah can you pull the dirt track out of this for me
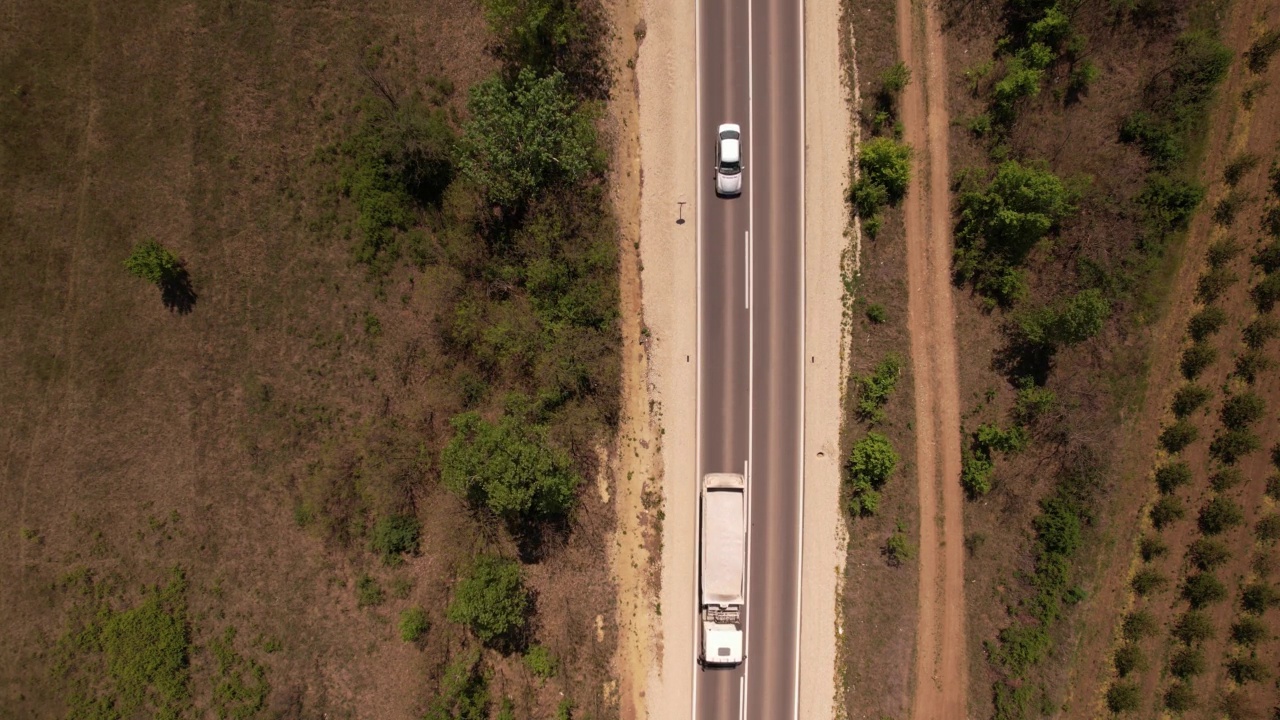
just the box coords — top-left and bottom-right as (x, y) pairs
(895, 0), (968, 716)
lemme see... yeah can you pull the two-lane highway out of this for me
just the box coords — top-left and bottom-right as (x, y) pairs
(695, 0), (805, 717)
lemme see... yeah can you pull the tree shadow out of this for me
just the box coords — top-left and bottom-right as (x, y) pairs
(160, 264), (197, 315)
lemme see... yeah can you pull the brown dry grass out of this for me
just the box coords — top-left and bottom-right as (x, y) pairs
(0, 1), (622, 718)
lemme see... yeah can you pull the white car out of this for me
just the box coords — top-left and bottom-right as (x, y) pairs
(715, 124), (743, 196)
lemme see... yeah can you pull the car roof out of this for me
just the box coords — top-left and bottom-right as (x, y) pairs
(720, 138), (740, 164)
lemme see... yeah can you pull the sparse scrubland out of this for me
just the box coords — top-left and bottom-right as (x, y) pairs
(842, 0), (1280, 713)
(1, 0), (624, 717)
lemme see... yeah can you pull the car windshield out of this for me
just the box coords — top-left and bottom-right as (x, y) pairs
(720, 160), (741, 174)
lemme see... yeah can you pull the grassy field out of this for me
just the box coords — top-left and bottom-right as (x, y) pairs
(0, 1), (623, 718)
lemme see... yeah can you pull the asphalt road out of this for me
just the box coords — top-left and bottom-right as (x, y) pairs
(695, 0), (804, 717)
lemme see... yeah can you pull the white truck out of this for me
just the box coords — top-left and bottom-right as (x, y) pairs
(700, 472), (746, 665)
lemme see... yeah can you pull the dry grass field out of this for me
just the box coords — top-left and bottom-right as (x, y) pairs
(0, 1), (624, 718)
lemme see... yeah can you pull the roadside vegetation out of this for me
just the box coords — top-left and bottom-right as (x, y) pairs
(0, 0), (622, 717)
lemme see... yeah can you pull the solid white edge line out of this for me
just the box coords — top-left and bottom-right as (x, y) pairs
(793, 0), (807, 716)
(692, 0), (703, 713)
(739, 676), (747, 720)
(745, 0), (756, 713)
(745, 231), (750, 309)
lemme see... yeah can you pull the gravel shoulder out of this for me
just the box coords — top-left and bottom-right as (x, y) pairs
(799, 0), (855, 717)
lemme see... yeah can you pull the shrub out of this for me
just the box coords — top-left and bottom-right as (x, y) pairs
(857, 138), (913, 206)
(356, 574), (385, 608)
(865, 303), (887, 324)
(850, 178), (890, 218)
(1121, 113), (1183, 167)
(1105, 682), (1141, 713)
(1015, 289), (1110, 348)
(400, 607), (429, 642)
(1230, 616), (1268, 645)
(523, 644), (558, 680)
(1222, 152), (1261, 186)
(124, 239), (183, 285)
(1199, 496), (1244, 535)
(1269, 474), (1280, 501)
(447, 555), (530, 648)
(1241, 581), (1280, 614)
(855, 354), (904, 423)
(1154, 462), (1192, 494)
(1180, 341), (1216, 379)
(1252, 272), (1280, 312)
(1139, 535), (1167, 561)
(1210, 428), (1260, 464)
(1068, 60), (1099, 96)
(1163, 681), (1196, 712)
(956, 160), (1072, 265)
(1137, 174), (1203, 234)
(1254, 239), (1280, 273)
(1132, 567), (1167, 596)
(1171, 384), (1211, 417)
(880, 61), (912, 95)
(1122, 609), (1157, 641)
(424, 649), (488, 720)
(1226, 656), (1270, 684)
(1212, 190), (1248, 227)
(1243, 316), (1280, 349)
(1187, 306), (1227, 340)
(1159, 419), (1198, 453)
(1182, 572), (1227, 609)
(1196, 267), (1238, 302)
(1173, 610), (1215, 644)
(459, 68), (597, 208)
(1221, 392), (1265, 430)
(1234, 349), (1273, 383)
(1210, 467), (1243, 491)
(1256, 512), (1280, 542)
(441, 411), (580, 525)
(846, 432), (898, 516)
(1206, 236), (1243, 267)
(1113, 643), (1145, 677)
(884, 520), (917, 567)
(371, 514), (422, 561)
(1187, 538), (1231, 571)
(1169, 646), (1206, 678)
(1012, 382), (1056, 426)
(1245, 28), (1280, 73)
(1151, 495), (1186, 529)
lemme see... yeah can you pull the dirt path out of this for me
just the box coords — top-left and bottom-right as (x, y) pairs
(895, 0), (967, 716)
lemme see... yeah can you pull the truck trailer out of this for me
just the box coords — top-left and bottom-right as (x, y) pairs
(700, 472), (746, 665)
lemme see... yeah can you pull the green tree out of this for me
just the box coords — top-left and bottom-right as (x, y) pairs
(399, 607), (429, 642)
(1016, 289), (1110, 348)
(958, 161), (1072, 265)
(447, 556), (530, 648)
(370, 514), (421, 561)
(846, 432), (898, 517)
(459, 68), (598, 208)
(441, 411), (580, 525)
(124, 239), (182, 285)
(858, 137), (913, 203)
(481, 0), (586, 71)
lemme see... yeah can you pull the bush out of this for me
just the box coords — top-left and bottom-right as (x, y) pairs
(846, 432), (898, 517)
(855, 354), (903, 424)
(1137, 174), (1204, 234)
(1132, 567), (1167, 596)
(1187, 306), (1227, 341)
(1268, 473), (1280, 501)
(447, 555), (530, 648)
(371, 514), (422, 561)
(1187, 538), (1231, 570)
(459, 68), (598, 208)
(400, 607), (429, 642)
(1169, 646), (1205, 678)
(1164, 681), (1196, 712)
(1105, 682), (1141, 713)
(1173, 610), (1215, 644)
(441, 411), (580, 525)
(1122, 609), (1157, 641)
(850, 178), (890, 218)
(124, 239), (183, 285)
(1221, 392), (1265, 430)
(1182, 572), (1227, 609)
(857, 137), (913, 205)
(1154, 462), (1192, 494)
(1199, 496), (1244, 535)
(1230, 616), (1268, 645)
(1012, 381), (1056, 426)
(1151, 495), (1186, 529)
(884, 520), (917, 567)
(523, 644), (558, 680)
(1196, 267), (1238, 302)
(1245, 28), (1280, 73)
(1206, 236), (1243, 267)
(865, 303), (888, 324)
(1120, 113), (1183, 167)
(1224, 154), (1261, 188)
(1212, 191), (1247, 227)
(1210, 428), (1260, 464)
(424, 649), (488, 720)
(1256, 238), (1280, 273)
(1139, 535), (1168, 561)
(1241, 581), (1280, 614)
(1113, 643), (1145, 677)
(356, 574), (385, 608)
(1256, 512), (1280, 542)
(1243, 316), (1280, 349)
(1227, 656), (1270, 684)
(880, 61), (912, 95)
(1171, 383), (1211, 417)
(1015, 289), (1110, 349)
(1159, 419), (1198, 453)
(956, 161), (1072, 266)
(1209, 466), (1243, 491)
(1251, 272), (1280, 312)
(1180, 341), (1216, 379)
(1234, 349), (1273, 383)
